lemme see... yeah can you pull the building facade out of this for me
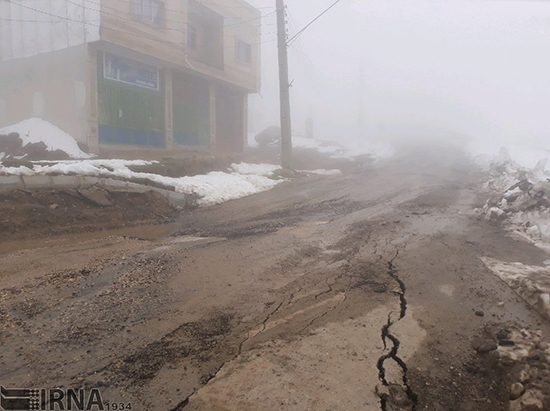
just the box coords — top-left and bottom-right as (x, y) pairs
(0, 0), (261, 156)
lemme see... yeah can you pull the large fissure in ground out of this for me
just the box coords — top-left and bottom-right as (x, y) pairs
(377, 253), (419, 410)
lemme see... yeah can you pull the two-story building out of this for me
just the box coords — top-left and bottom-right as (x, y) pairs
(0, 0), (261, 156)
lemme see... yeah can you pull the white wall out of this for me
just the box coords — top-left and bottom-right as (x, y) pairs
(0, 0), (100, 61)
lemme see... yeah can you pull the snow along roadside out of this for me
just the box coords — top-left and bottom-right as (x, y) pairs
(475, 147), (550, 322)
(0, 160), (285, 206)
(482, 258), (550, 320)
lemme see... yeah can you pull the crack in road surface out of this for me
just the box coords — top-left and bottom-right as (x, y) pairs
(377, 252), (418, 410)
(177, 299), (288, 409)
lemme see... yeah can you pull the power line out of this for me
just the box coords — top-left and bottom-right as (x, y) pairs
(0, 18), (102, 23)
(4, 0), (273, 30)
(287, 10), (321, 95)
(200, 1), (273, 10)
(88, 0), (274, 27)
(65, 0), (268, 33)
(0, 16), (276, 29)
(81, 0), (273, 17)
(287, 0), (344, 46)
(65, 0), (273, 29)
(64, 0), (189, 29)
(5, 0), (275, 49)
(225, 10), (276, 26)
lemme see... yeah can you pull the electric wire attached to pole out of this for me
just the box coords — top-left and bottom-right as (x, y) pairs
(287, 0), (344, 47)
(276, 0), (345, 168)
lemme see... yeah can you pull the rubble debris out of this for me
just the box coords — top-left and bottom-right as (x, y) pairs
(473, 325), (550, 411)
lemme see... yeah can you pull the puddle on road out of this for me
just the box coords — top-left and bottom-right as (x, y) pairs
(0, 223), (176, 254)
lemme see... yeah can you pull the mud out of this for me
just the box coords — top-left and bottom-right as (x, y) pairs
(0, 185), (178, 242)
(1, 144), (550, 411)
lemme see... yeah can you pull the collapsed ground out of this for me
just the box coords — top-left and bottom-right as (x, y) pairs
(1, 143), (549, 411)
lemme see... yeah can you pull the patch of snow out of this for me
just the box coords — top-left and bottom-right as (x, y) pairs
(482, 257), (550, 320)
(230, 162), (280, 177)
(0, 152), (4, 160)
(172, 172), (281, 206)
(247, 129), (394, 161)
(295, 136), (394, 160)
(0, 118), (91, 159)
(485, 207), (505, 221)
(0, 165), (34, 176)
(298, 169), (342, 176)
(510, 210), (550, 242)
(327, 138), (395, 160)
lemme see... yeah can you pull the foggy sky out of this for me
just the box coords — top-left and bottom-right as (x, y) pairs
(248, 0), (550, 148)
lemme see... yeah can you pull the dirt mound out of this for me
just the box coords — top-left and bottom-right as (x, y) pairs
(0, 132), (71, 161)
(0, 185), (178, 242)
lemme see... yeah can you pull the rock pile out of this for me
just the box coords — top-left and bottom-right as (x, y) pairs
(500, 328), (550, 411)
(472, 326), (550, 411)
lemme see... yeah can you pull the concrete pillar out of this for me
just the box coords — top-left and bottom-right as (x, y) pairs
(164, 69), (174, 150)
(86, 46), (100, 154)
(209, 82), (216, 150)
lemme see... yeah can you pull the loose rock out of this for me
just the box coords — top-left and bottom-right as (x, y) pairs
(472, 338), (497, 353)
(510, 382), (525, 400)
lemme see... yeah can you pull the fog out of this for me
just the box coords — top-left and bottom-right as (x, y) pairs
(248, 0), (550, 152)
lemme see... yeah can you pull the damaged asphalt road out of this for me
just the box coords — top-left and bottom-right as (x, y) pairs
(1, 143), (550, 411)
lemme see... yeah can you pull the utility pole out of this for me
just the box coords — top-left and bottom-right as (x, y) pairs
(306, 104), (313, 139)
(276, 0), (292, 169)
(358, 65), (364, 140)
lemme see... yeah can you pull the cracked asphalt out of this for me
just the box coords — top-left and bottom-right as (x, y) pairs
(1, 142), (550, 410)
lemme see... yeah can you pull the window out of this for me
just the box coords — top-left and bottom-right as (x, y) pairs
(188, 25), (198, 50)
(133, 0), (164, 26)
(236, 40), (252, 63)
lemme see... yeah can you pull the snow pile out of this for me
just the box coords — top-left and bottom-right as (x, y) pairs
(0, 118), (91, 159)
(482, 258), (550, 320)
(479, 147), (550, 244)
(0, 159), (283, 206)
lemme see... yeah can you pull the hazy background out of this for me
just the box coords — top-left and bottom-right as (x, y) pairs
(247, 0), (550, 156)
